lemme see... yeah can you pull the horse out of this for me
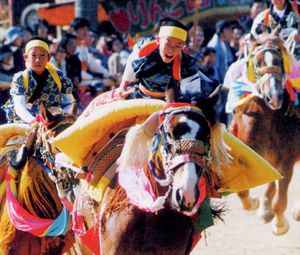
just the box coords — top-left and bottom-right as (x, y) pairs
(0, 106), (89, 255)
(79, 90), (230, 255)
(231, 35), (300, 235)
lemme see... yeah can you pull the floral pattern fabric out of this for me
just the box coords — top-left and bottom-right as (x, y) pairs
(3, 69), (72, 123)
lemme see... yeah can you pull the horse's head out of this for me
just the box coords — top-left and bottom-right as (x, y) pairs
(156, 104), (211, 215)
(250, 36), (289, 110)
(118, 89), (229, 216)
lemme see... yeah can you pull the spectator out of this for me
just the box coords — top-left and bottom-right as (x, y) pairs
(108, 36), (130, 79)
(70, 17), (111, 83)
(93, 35), (112, 69)
(230, 24), (245, 60)
(187, 23), (206, 57)
(0, 44), (15, 82)
(0, 45), (15, 123)
(200, 47), (216, 79)
(50, 44), (67, 74)
(207, 20), (235, 84)
(60, 32), (82, 108)
(22, 26), (34, 45)
(5, 26), (25, 72)
(238, 0), (266, 33)
(60, 32), (82, 86)
(32, 19), (50, 42)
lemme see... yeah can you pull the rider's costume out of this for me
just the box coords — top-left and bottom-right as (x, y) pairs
(3, 66), (73, 123)
(121, 36), (213, 101)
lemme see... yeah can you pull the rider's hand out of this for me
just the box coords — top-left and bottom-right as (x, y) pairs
(115, 87), (134, 99)
(294, 34), (300, 43)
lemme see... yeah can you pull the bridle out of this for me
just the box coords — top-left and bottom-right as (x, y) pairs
(149, 106), (211, 188)
(33, 114), (75, 189)
(252, 46), (286, 96)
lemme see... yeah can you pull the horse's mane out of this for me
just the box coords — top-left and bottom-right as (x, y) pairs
(103, 157), (226, 227)
(102, 164), (157, 223)
(0, 109), (76, 254)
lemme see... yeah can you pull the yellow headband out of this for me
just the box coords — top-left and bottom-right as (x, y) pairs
(158, 26), (187, 42)
(25, 39), (50, 55)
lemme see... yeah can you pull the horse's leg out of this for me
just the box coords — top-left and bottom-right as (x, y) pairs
(237, 190), (259, 211)
(271, 168), (292, 235)
(257, 182), (276, 223)
(292, 200), (300, 221)
(292, 162), (300, 221)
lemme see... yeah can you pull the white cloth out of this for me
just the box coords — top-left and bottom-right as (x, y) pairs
(223, 58), (255, 113)
(13, 95), (35, 123)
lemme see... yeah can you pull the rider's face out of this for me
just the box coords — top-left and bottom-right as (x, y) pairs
(157, 36), (185, 64)
(271, 0), (286, 10)
(24, 47), (50, 74)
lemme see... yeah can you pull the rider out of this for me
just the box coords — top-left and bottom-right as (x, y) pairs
(251, 0), (300, 60)
(3, 37), (74, 124)
(251, 0), (300, 109)
(118, 17), (215, 102)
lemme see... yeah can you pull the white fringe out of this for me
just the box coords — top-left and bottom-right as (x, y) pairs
(210, 123), (232, 178)
(117, 124), (154, 170)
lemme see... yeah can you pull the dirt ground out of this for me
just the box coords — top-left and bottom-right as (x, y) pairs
(192, 163), (300, 255)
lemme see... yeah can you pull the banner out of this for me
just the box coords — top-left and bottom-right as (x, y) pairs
(101, 0), (253, 34)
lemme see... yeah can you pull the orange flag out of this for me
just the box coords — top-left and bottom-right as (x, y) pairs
(127, 33), (136, 48)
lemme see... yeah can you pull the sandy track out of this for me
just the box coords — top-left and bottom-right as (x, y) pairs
(192, 163), (300, 255)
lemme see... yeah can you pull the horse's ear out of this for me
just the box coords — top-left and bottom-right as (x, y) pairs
(192, 85), (222, 109)
(191, 85), (222, 126)
(165, 84), (176, 103)
(207, 85), (222, 107)
(39, 104), (54, 122)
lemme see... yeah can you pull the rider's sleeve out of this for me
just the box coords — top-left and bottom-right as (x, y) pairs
(13, 94), (35, 123)
(62, 93), (75, 113)
(179, 72), (202, 97)
(57, 70), (73, 94)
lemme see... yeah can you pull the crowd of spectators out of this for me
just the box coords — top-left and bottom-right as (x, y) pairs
(0, 0), (268, 124)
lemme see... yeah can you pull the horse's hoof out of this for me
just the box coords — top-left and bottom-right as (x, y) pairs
(271, 217), (289, 235)
(257, 209), (275, 224)
(292, 201), (300, 221)
(243, 197), (259, 211)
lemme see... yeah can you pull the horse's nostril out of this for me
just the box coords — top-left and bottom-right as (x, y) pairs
(176, 189), (184, 207)
(267, 95), (272, 104)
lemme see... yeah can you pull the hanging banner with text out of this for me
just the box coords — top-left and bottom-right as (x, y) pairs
(101, 0), (252, 34)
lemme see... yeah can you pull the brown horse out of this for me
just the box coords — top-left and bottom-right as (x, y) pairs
(231, 37), (300, 235)
(0, 107), (90, 254)
(91, 95), (230, 255)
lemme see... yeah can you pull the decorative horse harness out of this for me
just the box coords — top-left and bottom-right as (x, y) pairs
(148, 106), (211, 208)
(251, 46), (286, 93)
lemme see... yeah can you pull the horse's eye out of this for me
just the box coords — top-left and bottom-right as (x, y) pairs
(166, 132), (172, 138)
